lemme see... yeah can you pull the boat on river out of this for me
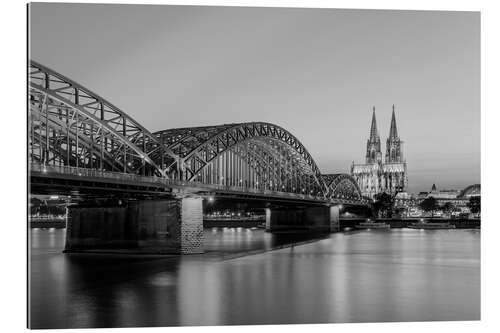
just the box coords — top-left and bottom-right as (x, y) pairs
(354, 220), (390, 230)
(408, 219), (455, 229)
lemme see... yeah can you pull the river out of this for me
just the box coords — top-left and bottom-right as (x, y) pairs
(29, 227), (480, 328)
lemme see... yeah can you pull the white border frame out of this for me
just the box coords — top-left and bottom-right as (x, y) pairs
(1, 1), (498, 332)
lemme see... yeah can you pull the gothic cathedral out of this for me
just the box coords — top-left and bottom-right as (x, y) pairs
(351, 105), (408, 199)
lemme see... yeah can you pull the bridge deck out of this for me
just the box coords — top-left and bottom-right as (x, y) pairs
(30, 164), (366, 205)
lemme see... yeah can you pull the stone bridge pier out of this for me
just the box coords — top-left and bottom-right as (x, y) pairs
(265, 204), (341, 233)
(64, 195), (204, 254)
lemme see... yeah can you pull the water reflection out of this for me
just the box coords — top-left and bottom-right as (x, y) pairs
(29, 228), (480, 328)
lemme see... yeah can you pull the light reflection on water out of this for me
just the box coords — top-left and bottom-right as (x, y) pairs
(29, 227), (480, 328)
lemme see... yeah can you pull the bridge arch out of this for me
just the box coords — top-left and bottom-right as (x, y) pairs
(155, 123), (328, 196)
(322, 174), (362, 200)
(29, 60), (177, 177)
(459, 184), (480, 198)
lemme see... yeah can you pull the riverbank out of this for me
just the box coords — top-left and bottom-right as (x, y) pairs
(29, 217), (481, 229)
(339, 218), (480, 229)
(203, 217), (481, 230)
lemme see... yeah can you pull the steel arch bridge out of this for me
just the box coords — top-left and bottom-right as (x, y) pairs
(458, 184), (480, 198)
(29, 60), (365, 204)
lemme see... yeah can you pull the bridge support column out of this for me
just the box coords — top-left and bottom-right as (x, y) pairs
(178, 196), (204, 254)
(64, 196), (204, 254)
(329, 205), (341, 232)
(135, 196), (204, 254)
(265, 208), (272, 231)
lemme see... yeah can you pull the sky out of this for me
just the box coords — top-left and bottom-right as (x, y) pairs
(29, 3), (480, 193)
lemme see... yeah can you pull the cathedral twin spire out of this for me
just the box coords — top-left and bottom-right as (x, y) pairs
(388, 104), (398, 139)
(369, 106), (379, 141)
(366, 107), (381, 164)
(353, 105), (407, 197)
(366, 105), (402, 164)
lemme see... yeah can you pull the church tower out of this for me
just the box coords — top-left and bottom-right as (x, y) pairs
(351, 104), (408, 199)
(385, 105), (403, 163)
(383, 104), (407, 195)
(366, 107), (382, 164)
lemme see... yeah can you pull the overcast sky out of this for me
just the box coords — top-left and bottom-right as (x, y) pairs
(29, 3), (480, 193)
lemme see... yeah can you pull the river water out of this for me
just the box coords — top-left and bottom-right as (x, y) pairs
(29, 227), (480, 328)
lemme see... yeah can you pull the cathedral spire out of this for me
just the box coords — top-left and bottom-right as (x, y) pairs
(370, 106), (379, 141)
(366, 106), (381, 164)
(389, 104), (398, 139)
(385, 104), (403, 163)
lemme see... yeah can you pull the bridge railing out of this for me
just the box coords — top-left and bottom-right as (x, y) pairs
(30, 163), (171, 186)
(30, 163), (328, 201)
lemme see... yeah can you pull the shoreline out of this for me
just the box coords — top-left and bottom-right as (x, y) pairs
(29, 217), (481, 229)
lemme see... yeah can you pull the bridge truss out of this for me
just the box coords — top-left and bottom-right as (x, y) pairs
(29, 61), (177, 177)
(29, 61), (364, 203)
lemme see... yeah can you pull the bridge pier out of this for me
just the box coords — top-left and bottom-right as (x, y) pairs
(64, 196), (204, 254)
(329, 205), (340, 232)
(265, 204), (341, 233)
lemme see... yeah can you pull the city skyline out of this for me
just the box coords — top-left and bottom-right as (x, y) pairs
(29, 4), (480, 192)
